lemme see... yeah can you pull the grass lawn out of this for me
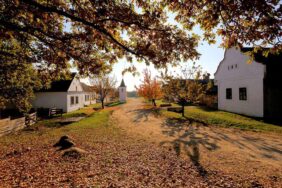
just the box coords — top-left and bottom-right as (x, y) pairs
(0, 100), (281, 187)
(105, 101), (126, 107)
(62, 103), (102, 118)
(0, 109), (121, 186)
(156, 100), (282, 133)
(0, 104), (236, 187)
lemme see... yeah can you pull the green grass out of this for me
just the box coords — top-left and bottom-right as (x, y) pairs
(0, 109), (114, 146)
(106, 101), (125, 107)
(62, 103), (102, 118)
(160, 105), (282, 134)
(155, 99), (180, 107)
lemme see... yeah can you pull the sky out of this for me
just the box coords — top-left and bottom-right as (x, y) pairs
(110, 12), (225, 91)
(112, 40), (225, 91)
(79, 10), (226, 91)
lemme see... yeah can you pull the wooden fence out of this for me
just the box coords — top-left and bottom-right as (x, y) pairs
(25, 112), (37, 126)
(0, 112), (37, 137)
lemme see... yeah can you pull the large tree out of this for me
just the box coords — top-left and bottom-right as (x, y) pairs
(1, 0), (281, 112)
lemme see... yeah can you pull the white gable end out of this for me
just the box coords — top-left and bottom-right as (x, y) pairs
(215, 47), (266, 80)
(214, 47), (266, 117)
(67, 77), (83, 92)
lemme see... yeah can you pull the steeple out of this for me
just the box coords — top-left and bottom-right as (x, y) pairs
(120, 78), (126, 87)
(119, 78), (127, 102)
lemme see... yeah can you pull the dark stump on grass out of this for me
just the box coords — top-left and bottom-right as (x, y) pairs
(53, 135), (75, 150)
(62, 147), (87, 159)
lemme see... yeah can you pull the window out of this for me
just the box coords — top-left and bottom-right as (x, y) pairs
(75, 96), (79, 104)
(239, 88), (247, 100)
(70, 96), (75, 105)
(226, 88), (232, 99)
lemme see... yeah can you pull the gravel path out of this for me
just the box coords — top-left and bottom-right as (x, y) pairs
(112, 98), (282, 187)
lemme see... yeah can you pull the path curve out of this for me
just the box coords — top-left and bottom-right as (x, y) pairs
(112, 98), (282, 184)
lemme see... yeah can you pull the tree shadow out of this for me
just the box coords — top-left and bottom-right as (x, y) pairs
(208, 128), (282, 157)
(129, 107), (162, 123)
(160, 115), (282, 179)
(160, 117), (219, 178)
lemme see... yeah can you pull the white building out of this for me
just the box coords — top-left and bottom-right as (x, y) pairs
(32, 73), (96, 112)
(81, 82), (97, 106)
(119, 79), (127, 102)
(214, 47), (282, 120)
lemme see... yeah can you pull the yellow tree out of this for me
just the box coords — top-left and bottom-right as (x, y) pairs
(136, 69), (163, 106)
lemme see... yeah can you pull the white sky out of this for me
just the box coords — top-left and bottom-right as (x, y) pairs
(110, 11), (225, 91)
(78, 9), (226, 91)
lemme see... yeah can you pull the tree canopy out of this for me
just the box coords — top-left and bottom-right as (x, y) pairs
(161, 64), (211, 116)
(0, 0), (281, 111)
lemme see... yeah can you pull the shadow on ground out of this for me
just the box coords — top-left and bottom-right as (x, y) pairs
(130, 107), (162, 123)
(160, 117), (218, 177)
(159, 116), (282, 177)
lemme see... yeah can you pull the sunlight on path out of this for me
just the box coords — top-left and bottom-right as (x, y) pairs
(112, 98), (282, 183)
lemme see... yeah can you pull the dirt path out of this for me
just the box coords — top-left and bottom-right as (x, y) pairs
(112, 98), (282, 185)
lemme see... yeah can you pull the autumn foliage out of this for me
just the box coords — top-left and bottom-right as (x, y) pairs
(136, 69), (163, 106)
(1, 0), (280, 112)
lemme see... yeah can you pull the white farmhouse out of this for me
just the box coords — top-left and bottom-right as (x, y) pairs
(81, 82), (97, 106)
(214, 47), (282, 120)
(119, 79), (127, 102)
(32, 73), (96, 112)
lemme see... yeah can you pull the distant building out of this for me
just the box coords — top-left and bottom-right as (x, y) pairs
(214, 47), (282, 120)
(80, 82), (96, 106)
(32, 73), (96, 112)
(119, 79), (127, 102)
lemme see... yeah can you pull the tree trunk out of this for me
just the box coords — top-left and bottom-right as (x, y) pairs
(101, 99), (104, 109)
(181, 105), (185, 117)
(152, 99), (156, 107)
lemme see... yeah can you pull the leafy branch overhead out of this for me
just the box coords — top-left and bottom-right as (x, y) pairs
(2, 0), (280, 75)
(0, 0), (281, 111)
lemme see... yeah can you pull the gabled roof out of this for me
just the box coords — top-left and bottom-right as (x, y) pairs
(38, 73), (77, 92)
(214, 47), (282, 76)
(80, 82), (94, 92)
(120, 79), (126, 87)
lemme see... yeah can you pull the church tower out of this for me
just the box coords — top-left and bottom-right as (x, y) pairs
(119, 78), (127, 102)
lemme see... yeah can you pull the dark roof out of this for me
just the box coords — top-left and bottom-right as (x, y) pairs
(120, 79), (126, 87)
(81, 82), (94, 92)
(38, 73), (76, 92)
(173, 78), (214, 84)
(169, 79), (217, 95)
(240, 47), (282, 64)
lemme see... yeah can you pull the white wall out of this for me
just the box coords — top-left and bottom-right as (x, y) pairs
(33, 77), (96, 113)
(119, 87), (127, 102)
(66, 77), (85, 112)
(215, 47), (266, 117)
(32, 92), (67, 112)
(68, 77), (83, 92)
(66, 92), (85, 112)
(82, 92), (97, 106)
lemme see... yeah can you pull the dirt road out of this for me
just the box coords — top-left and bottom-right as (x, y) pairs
(112, 98), (282, 185)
